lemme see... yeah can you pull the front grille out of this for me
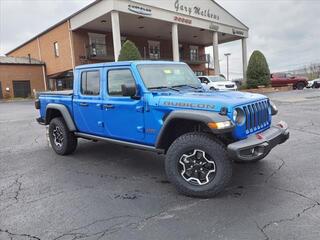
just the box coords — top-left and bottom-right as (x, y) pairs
(225, 84), (235, 88)
(242, 100), (270, 133)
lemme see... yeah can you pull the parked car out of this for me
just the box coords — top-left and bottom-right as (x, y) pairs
(199, 75), (237, 91)
(35, 61), (289, 198)
(307, 78), (320, 88)
(271, 73), (308, 90)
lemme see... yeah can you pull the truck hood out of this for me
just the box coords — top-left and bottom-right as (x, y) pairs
(155, 90), (267, 112)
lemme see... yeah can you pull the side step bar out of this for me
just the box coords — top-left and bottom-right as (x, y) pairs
(74, 132), (164, 153)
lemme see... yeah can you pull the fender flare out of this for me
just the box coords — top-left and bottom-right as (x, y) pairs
(155, 110), (233, 149)
(46, 103), (77, 131)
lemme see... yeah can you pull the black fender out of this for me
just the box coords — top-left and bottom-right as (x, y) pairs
(155, 110), (233, 149)
(46, 103), (77, 131)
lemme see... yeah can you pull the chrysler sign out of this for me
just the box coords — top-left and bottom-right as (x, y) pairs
(128, 4), (152, 16)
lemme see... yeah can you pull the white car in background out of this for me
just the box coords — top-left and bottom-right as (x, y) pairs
(199, 75), (238, 91)
(307, 78), (320, 88)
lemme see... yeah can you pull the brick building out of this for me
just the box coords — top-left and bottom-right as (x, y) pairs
(0, 57), (45, 99)
(5, 0), (249, 91)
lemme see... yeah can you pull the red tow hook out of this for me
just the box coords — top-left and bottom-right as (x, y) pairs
(256, 133), (264, 140)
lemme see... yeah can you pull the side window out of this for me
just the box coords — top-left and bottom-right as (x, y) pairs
(108, 69), (136, 96)
(54, 42), (59, 57)
(81, 71), (100, 95)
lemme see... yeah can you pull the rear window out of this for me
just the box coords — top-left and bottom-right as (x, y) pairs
(81, 71), (100, 95)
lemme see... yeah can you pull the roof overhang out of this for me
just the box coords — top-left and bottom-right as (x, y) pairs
(70, 0), (249, 39)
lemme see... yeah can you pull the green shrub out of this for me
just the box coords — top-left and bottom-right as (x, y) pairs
(118, 40), (142, 61)
(246, 50), (270, 88)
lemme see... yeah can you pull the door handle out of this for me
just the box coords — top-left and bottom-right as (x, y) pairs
(103, 104), (115, 109)
(79, 102), (89, 107)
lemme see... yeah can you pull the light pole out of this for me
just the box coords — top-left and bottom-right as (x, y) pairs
(224, 53), (231, 80)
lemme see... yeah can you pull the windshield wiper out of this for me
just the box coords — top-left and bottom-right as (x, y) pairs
(172, 84), (201, 89)
(148, 86), (180, 91)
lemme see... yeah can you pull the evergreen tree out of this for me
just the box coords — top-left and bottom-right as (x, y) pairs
(118, 40), (142, 61)
(246, 50), (271, 88)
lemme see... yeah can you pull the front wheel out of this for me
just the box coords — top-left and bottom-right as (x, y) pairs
(296, 82), (305, 90)
(49, 117), (77, 155)
(165, 132), (232, 198)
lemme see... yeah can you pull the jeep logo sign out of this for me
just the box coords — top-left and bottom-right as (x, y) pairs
(232, 28), (244, 36)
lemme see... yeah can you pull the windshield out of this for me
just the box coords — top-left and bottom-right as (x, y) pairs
(137, 64), (202, 89)
(207, 76), (226, 82)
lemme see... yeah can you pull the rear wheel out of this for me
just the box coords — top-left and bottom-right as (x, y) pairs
(165, 132), (232, 197)
(296, 82), (305, 90)
(49, 117), (77, 155)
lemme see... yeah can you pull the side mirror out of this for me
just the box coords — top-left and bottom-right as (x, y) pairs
(121, 84), (139, 99)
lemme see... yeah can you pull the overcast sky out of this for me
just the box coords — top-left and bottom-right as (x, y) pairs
(1, 0), (320, 79)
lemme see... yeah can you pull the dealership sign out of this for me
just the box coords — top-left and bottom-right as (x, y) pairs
(174, 0), (219, 21)
(232, 28), (244, 36)
(128, 4), (152, 16)
(174, 16), (192, 25)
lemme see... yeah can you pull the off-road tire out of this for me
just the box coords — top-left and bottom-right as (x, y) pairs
(233, 149), (271, 163)
(165, 132), (232, 198)
(296, 82), (305, 90)
(49, 117), (77, 155)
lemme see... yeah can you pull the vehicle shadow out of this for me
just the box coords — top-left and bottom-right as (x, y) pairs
(68, 139), (279, 199)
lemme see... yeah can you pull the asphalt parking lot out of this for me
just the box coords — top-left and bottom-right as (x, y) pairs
(1, 89), (320, 240)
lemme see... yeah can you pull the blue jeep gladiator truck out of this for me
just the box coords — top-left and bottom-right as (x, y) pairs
(35, 61), (289, 197)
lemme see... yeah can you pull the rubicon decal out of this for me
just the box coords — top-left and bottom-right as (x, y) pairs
(163, 101), (215, 109)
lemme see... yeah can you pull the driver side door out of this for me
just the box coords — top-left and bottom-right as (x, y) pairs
(102, 68), (145, 142)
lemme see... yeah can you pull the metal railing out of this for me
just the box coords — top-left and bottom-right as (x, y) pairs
(86, 44), (114, 60)
(184, 54), (210, 64)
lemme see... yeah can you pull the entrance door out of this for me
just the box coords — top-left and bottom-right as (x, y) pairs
(103, 68), (144, 142)
(13, 80), (31, 98)
(0, 81), (3, 99)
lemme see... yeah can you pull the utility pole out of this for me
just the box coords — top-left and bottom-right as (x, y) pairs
(224, 53), (231, 80)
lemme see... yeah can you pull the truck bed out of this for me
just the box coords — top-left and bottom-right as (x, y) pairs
(37, 90), (73, 96)
(38, 90), (74, 121)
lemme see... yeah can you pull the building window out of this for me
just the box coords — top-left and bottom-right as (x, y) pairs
(179, 44), (184, 60)
(88, 33), (107, 57)
(148, 40), (160, 60)
(81, 71), (100, 95)
(54, 42), (59, 57)
(190, 46), (199, 61)
(108, 69), (136, 96)
(121, 36), (127, 46)
(194, 71), (203, 76)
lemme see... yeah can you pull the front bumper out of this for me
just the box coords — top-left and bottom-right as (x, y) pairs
(227, 121), (289, 161)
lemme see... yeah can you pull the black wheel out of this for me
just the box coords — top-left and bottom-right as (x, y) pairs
(49, 117), (77, 155)
(296, 82), (305, 90)
(233, 149), (271, 163)
(165, 132), (232, 198)
(210, 87), (216, 91)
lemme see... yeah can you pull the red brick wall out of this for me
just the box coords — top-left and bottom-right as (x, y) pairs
(8, 21), (73, 76)
(0, 64), (45, 98)
(72, 29), (207, 73)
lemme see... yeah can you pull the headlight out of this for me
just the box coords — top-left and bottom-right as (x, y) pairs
(232, 109), (238, 122)
(233, 108), (245, 125)
(270, 101), (278, 115)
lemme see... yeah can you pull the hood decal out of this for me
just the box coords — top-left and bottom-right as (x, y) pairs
(163, 101), (214, 110)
